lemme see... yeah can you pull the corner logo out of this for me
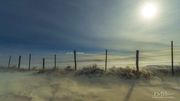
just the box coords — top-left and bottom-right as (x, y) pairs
(152, 90), (175, 99)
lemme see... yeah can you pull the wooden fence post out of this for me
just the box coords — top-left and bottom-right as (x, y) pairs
(54, 54), (56, 69)
(136, 50), (139, 73)
(42, 58), (45, 72)
(18, 56), (21, 69)
(171, 41), (174, 75)
(74, 50), (77, 71)
(28, 54), (31, 70)
(105, 49), (108, 71)
(8, 56), (12, 68)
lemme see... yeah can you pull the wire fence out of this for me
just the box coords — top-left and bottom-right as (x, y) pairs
(0, 41), (180, 73)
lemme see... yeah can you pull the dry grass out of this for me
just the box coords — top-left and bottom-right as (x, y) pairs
(1, 64), (180, 80)
(106, 66), (152, 79)
(75, 64), (104, 77)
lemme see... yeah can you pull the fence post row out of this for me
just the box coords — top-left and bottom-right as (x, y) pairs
(171, 41), (174, 75)
(18, 56), (21, 69)
(5, 41), (176, 76)
(8, 56), (12, 68)
(105, 49), (108, 72)
(136, 50), (139, 73)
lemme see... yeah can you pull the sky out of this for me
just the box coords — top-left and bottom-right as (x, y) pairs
(1, 0), (180, 67)
(0, 0), (180, 54)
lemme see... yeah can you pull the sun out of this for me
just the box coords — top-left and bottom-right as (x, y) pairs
(140, 2), (158, 19)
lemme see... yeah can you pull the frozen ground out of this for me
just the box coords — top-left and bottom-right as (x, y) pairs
(0, 67), (179, 101)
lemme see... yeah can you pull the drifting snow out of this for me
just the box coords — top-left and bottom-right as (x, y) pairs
(0, 66), (180, 101)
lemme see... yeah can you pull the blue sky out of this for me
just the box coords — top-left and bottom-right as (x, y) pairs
(0, 0), (180, 54)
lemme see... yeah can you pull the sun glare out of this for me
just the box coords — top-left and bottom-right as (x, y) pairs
(141, 2), (158, 20)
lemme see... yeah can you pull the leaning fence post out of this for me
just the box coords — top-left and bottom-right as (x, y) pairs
(42, 58), (45, 72)
(54, 54), (57, 69)
(105, 49), (108, 72)
(171, 41), (174, 75)
(28, 54), (31, 70)
(18, 56), (21, 69)
(74, 50), (77, 71)
(136, 50), (139, 73)
(8, 56), (12, 68)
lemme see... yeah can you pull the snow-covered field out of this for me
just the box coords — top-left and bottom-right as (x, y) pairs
(0, 67), (180, 101)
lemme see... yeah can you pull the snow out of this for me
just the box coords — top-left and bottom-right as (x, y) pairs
(0, 69), (179, 101)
